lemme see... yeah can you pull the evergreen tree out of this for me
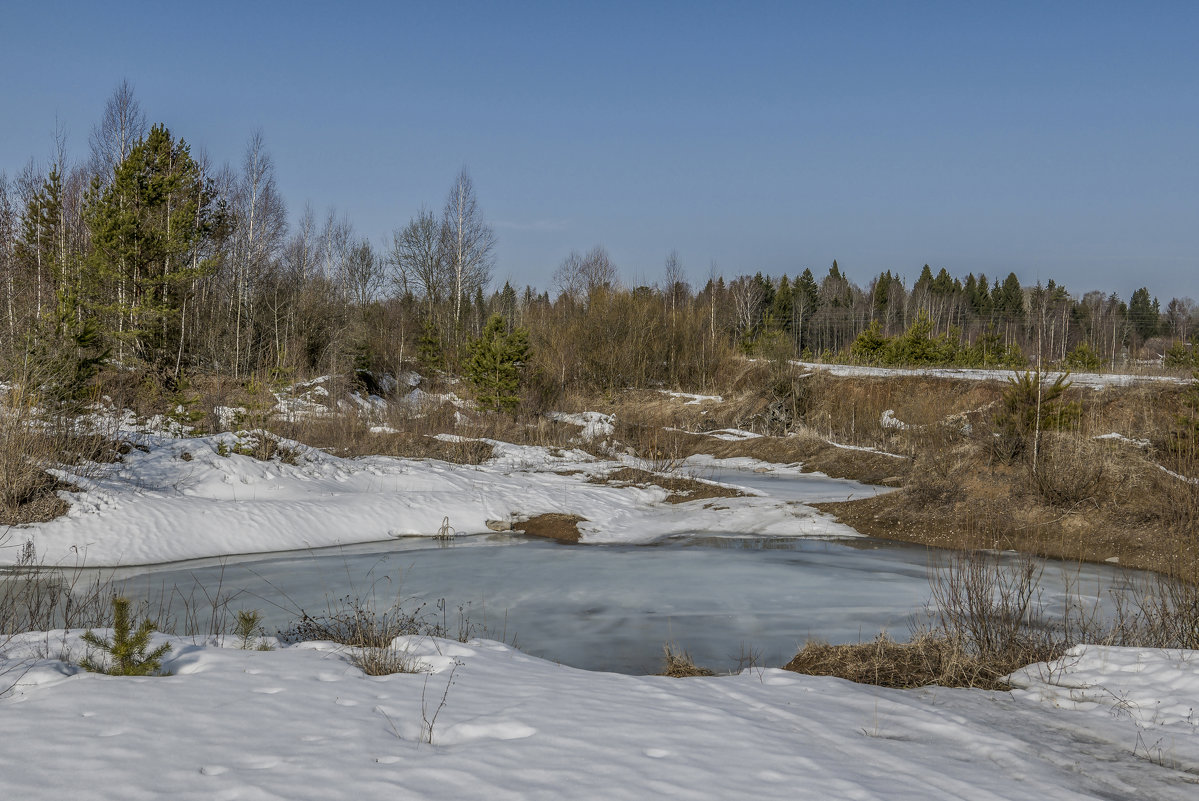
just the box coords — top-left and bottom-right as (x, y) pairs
(771, 275), (793, 331)
(465, 314), (530, 413)
(84, 124), (218, 368)
(915, 264), (934, 291)
(80, 596), (171, 676)
(1129, 287), (1161, 342)
(416, 319), (443, 372)
(498, 281), (518, 328)
(15, 164), (66, 321)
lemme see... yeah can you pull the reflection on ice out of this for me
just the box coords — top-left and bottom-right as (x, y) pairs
(104, 533), (1135, 675)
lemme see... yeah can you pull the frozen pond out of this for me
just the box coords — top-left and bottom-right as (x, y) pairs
(99, 533), (1134, 675)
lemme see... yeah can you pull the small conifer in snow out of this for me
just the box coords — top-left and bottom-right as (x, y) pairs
(80, 596), (172, 676)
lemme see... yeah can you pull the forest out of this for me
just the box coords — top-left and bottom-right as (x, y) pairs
(3, 84), (1198, 414)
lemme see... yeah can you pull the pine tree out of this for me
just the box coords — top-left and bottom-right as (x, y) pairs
(416, 319), (443, 373)
(1129, 287), (1161, 342)
(465, 314), (530, 413)
(84, 124), (218, 368)
(80, 596), (171, 676)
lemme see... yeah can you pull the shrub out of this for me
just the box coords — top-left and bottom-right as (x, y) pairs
(1064, 342), (1102, 372)
(992, 370), (1080, 462)
(1164, 342), (1199, 370)
(80, 597), (172, 676)
(1026, 434), (1105, 507)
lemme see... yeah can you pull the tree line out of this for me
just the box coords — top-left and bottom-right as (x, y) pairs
(3, 83), (1197, 412)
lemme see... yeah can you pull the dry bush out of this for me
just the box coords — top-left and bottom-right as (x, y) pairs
(278, 590), (480, 675)
(903, 456), (966, 506)
(659, 643), (715, 677)
(278, 593), (439, 648)
(353, 645), (430, 676)
(0, 382), (115, 525)
(0, 386), (68, 523)
(786, 550), (1111, 690)
(1026, 434), (1107, 507)
(785, 631), (1001, 689)
(928, 551), (1068, 665)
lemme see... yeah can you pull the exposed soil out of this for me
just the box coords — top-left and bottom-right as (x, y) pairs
(514, 513), (586, 544)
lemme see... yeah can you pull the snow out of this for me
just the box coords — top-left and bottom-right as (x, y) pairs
(1094, 432), (1153, 448)
(792, 361), (1192, 390)
(1, 633), (1196, 800)
(1008, 645), (1199, 732)
(546, 411), (616, 441)
(4, 400), (1198, 797)
(663, 426), (763, 441)
(660, 390), (724, 404)
(8, 431), (883, 568)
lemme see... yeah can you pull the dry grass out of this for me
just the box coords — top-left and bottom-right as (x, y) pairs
(514, 513), (585, 543)
(590, 467), (747, 504)
(0, 382), (116, 526)
(658, 644), (715, 677)
(352, 645), (430, 676)
(785, 632), (1006, 690)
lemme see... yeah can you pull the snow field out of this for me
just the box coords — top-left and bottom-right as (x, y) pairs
(1, 633), (1195, 800)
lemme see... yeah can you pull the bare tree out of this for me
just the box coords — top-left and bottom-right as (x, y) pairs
(341, 238), (384, 308)
(441, 168), (495, 324)
(89, 80), (147, 182)
(230, 131), (288, 376)
(389, 207), (447, 315)
(317, 209), (354, 281)
(1166, 297), (1196, 341)
(728, 274), (765, 342)
(663, 249), (689, 313)
(553, 245), (618, 302)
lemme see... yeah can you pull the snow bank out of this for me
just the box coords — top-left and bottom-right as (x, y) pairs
(547, 411), (615, 441)
(2, 634), (1195, 799)
(793, 361), (1191, 389)
(8, 431), (873, 567)
(1008, 645), (1199, 731)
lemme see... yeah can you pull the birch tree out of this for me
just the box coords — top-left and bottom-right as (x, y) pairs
(441, 169), (495, 325)
(89, 80), (147, 184)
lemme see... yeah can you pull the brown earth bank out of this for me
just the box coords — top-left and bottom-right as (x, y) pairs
(513, 513), (586, 544)
(585, 372), (1198, 579)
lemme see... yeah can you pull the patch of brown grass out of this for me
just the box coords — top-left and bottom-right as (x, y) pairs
(590, 467), (747, 504)
(784, 631), (1011, 690)
(516, 513), (585, 543)
(659, 644), (715, 677)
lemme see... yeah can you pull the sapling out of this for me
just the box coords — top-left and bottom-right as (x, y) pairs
(234, 609), (273, 650)
(80, 596), (171, 676)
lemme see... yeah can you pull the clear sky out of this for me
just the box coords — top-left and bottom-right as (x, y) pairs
(2, 1), (1196, 300)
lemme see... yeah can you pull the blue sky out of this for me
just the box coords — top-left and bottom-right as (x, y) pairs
(2, 1), (1196, 300)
